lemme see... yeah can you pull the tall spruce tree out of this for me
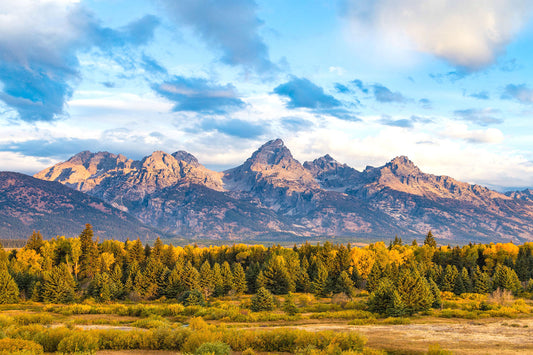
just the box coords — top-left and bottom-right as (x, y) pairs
(232, 263), (247, 295)
(424, 230), (437, 248)
(79, 224), (98, 279)
(0, 263), (19, 304)
(42, 264), (76, 303)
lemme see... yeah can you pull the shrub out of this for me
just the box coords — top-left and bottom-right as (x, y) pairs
(194, 341), (231, 355)
(33, 327), (72, 352)
(250, 287), (275, 312)
(427, 343), (453, 355)
(57, 332), (99, 354)
(179, 290), (206, 307)
(0, 338), (43, 354)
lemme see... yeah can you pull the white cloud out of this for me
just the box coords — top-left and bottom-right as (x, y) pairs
(440, 123), (504, 144)
(343, 0), (533, 70)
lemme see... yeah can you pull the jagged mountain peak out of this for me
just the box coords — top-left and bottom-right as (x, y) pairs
(386, 156), (421, 175)
(224, 139), (319, 193)
(172, 150), (200, 166)
(246, 138), (295, 169)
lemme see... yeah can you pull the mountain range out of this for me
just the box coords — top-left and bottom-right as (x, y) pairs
(3, 138), (533, 243)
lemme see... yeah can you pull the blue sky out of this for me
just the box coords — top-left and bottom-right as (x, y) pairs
(2, 0), (533, 190)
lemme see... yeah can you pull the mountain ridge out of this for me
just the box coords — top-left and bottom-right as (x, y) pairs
(28, 138), (533, 243)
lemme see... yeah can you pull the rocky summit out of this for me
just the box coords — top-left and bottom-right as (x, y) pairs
(29, 139), (533, 243)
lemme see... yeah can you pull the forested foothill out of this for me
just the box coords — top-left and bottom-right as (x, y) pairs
(1, 225), (533, 354)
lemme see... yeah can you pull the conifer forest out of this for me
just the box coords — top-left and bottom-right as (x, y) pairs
(2, 225), (533, 354)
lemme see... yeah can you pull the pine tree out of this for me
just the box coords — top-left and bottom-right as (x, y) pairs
(366, 262), (382, 292)
(166, 262), (185, 298)
(79, 224), (98, 279)
(429, 278), (442, 308)
(42, 264), (76, 303)
(245, 262), (261, 294)
(493, 264), (521, 293)
(129, 238), (145, 264)
(0, 264), (19, 304)
(26, 231), (44, 253)
(183, 261), (200, 292)
(199, 261), (214, 298)
(233, 263), (247, 295)
(212, 263), (224, 297)
(424, 230), (437, 248)
(440, 265), (458, 292)
(396, 269), (434, 315)
(336, 271), (356, 297)
(473, 267), (492, 294)
(262, 256), (295, 295)
(221, 261), (234, 295)
(251, 287), (275, 312)
(151, 237), (164, 261)
(312, 261), (329, 297)
(283, 292), (298, 315)
(367, 278), (406, 317)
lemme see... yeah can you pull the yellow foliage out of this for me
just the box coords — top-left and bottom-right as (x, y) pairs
(349, 247), (375, 279)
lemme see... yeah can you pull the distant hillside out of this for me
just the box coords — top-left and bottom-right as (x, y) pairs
(0, 171), (165, 240)
(34, 139), (533, 243)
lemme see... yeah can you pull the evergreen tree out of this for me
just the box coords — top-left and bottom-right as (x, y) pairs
(396, 269), (434, 315)
(245, 262), (261, 294)
(232, 263), (247, 295)
(366, 262), (382, 292)
(262, 256), (295, 295)
(283, 292), (298, 315)
(429, 278), (442, 308)
(472, 266), (491, 294)
(440, 265), (458, 292)
(26, 231), (44, 253)
(166, 262), (185, 298)
(221, 261), (234, 295)
(42, 264), (76, 303)
(424, 230), (437, 248)
(0, 264), (19, 304)
(336, 271), (356, 297)
(199, 261), (214, 298)
(128, 239), (145, 265)
(212, 263), (224, 297)
(151, 237), (164, 261)
(367, 278), (406, 317)
(183, 261), (200, 292)
(493, 264), (521, 293)
(251, 287), (276, 312)
(311, 261), (329, 297)
(79, 224), (98, 279)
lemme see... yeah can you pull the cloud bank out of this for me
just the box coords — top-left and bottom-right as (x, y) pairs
(0, 0), (159, 122)
(343, 0), (533, 70)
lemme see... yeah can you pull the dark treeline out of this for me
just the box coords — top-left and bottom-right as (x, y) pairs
(1, 225), (533, 316)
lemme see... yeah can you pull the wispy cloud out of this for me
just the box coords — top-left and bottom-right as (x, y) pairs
(372, 84), (407, 103)
(157, 0), (275, 73)
(274, 77), (341, 109)
(273, 77), (359, 121)
(454, 108), (503, 126)
(501, 83), (533, 104)
(152, 76), (245, 114)
(468, 91), (490, 100)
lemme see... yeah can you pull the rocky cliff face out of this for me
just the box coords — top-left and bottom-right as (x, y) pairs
(32, 139), (533, 243)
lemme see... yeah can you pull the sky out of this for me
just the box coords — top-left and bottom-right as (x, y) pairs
(2, 0), (533, 191)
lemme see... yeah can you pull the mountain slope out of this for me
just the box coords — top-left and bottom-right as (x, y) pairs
(33, 139), (533, 243)
(0, 172), (164, 240)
